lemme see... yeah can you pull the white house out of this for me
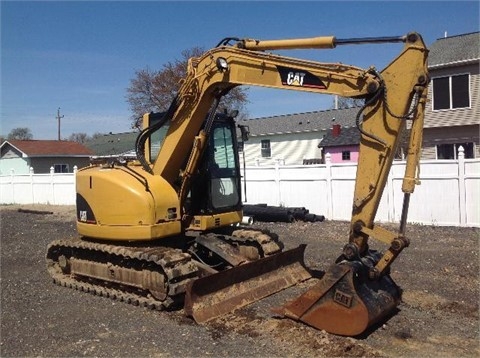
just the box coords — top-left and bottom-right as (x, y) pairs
(0, 140), (92, 174)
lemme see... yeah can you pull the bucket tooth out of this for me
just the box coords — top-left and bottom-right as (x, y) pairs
(274, 262), (401, 336)
(184, 245), (311, 323)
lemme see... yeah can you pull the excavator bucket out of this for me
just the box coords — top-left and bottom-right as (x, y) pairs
(273, 262), (401, 336)
(184, 245), (311, 323)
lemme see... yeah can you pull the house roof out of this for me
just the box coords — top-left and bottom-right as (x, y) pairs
(429, 32), (480, 68)
(81, 108), (360, 155)
(239, 107), (359, 136)
(84, 132), (138, 156)
(318, 126), (360, 148)
(2, 140), (93, 157)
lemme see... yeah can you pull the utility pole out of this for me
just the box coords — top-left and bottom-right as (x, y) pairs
(56, 107), (64, 141)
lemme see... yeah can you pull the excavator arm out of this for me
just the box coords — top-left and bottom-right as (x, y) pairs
(151, 32), (428, 233)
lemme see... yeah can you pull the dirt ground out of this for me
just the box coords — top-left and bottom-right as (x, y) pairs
(1, 204), (478, 357)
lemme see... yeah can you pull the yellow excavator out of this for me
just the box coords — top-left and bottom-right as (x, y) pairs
(46, 32), (428, 336)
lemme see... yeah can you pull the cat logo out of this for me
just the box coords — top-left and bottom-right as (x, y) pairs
(287, 72), (306, 86)
(276, 65), (326, 89)
(79, 210), (87, 222)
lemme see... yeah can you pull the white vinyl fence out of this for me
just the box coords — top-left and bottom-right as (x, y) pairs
(0, 166), (78, 206)
(1, 154), (479, 227)
(242, 152), (480, 227)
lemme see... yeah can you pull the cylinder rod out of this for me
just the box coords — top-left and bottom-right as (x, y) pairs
(335, 35), (406, 46)
(399, 193), (411, 236)
(239, 35), (407, 51)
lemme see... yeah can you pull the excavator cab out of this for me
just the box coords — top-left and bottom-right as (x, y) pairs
(187, 115), (242, 217)
(143, 111), (244, 229)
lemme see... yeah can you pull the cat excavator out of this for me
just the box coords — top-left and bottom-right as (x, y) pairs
(46, 32), (428, 336)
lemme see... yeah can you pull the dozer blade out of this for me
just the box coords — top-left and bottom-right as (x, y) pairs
(184, 245), (311, 323)
(273, 262), (401, 336)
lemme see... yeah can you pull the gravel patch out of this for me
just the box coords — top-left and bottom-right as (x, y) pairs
(1, 205), (478, 357)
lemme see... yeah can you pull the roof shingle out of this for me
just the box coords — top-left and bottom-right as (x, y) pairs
(5, 140), (93, 156)
(84, 132), (138, 156)
(429, 32), (480, 67)
(319, 126), (360, 148)
(239, 107), (359, 136)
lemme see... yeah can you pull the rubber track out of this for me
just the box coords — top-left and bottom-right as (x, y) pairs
(46, 239), (199, 311)
(48, 269), (170, 310)
(229, 228), (283, 256)
(46, 229), (283, 311)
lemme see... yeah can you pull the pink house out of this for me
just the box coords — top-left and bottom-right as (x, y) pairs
(318, 125), (360, 163)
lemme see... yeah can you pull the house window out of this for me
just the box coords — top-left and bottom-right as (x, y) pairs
(261, 139), (271, 158)
(342, 151), (351, 161)
(54, 164), (69, 173)
(436, 142), (474, 159)
(432, 74), (470, 110)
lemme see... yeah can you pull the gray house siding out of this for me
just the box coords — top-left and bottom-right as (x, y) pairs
(29, 157), (91, 173)
(422, 125), (479, 159)
(1, 146), (22, 159)
(422, 32), (480, 160)
(0, 155), (90, 174)
(425, 63), (479, 128)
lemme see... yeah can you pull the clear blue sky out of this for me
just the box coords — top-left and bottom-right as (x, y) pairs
(1, 1), (479, 139)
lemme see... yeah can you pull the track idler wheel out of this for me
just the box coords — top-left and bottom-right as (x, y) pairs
(273, 261), (401, 336)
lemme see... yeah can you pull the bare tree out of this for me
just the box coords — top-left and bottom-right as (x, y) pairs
(91, 132), (105, 140)
(7, 127), (33, 140)
(126, 47), (248, 129)
(68, 132), (89, 143)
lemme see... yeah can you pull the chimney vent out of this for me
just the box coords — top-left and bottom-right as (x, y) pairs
(332, 124), (341, 137)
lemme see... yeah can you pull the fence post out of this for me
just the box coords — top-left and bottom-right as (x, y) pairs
(275, 160), (281, 206)
(10, 168), (15, 203)
(73, 166), (78, 206)
(325, 153), (333, 219)
(458, 146), (466, 226)
(50, 166), (55, 205)
(29, 167), (34, 203)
